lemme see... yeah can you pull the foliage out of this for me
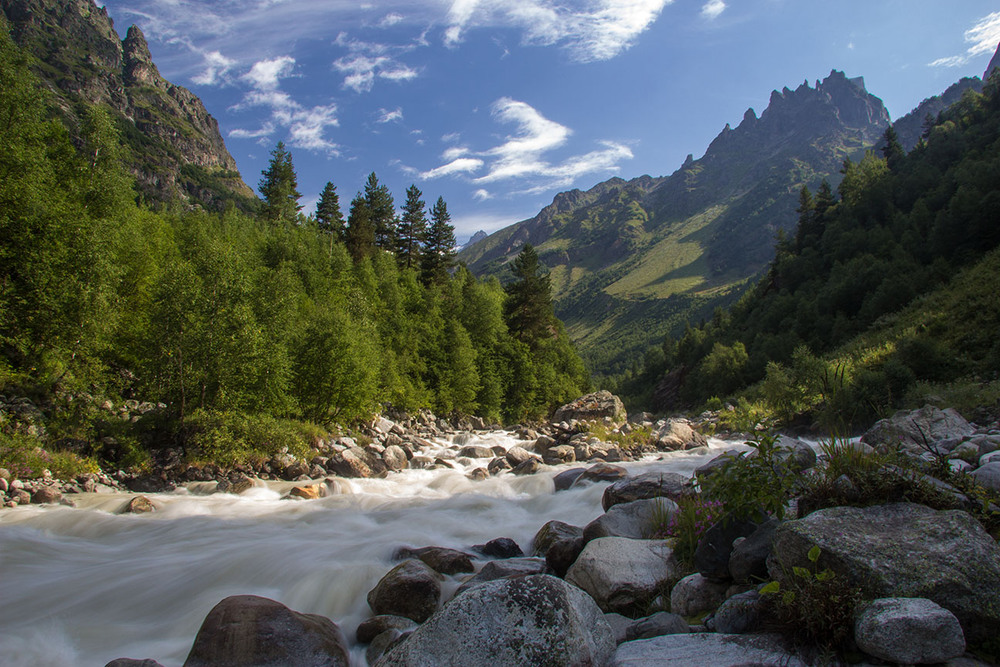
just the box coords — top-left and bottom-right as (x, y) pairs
(258, 141), (302, 223)
(698, 433), (799, 520)
(420, 196), (457, 286)
(0, 432), (99, 480)
(648, 495), (725, 565)
(181, 410), (318, 466)
(760, 546), (863, 653)
(584, 423), (652, 453)
(315, 181), (344, 238)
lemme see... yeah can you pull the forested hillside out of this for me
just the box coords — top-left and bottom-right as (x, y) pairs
(617, 75), (1000, 429)
(0, 24), (587, 473)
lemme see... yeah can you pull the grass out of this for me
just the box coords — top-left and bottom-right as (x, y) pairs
(0, 432), (99, 480)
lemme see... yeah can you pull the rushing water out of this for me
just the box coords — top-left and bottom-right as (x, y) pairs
(0, 431), (748, 667)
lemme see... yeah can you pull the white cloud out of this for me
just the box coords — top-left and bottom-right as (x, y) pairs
(242, 56), (296, 89)
(229, 122), (276, 139)
(379, 12), (404, 28)
(700, 0), (725, 21)
(191, 50), (236, 86)
(377, 107), (404, 123)
(929, 11), (1000, 67)
(442, 132), (462, 143)
(417, 98), (632, 192)
(443, 0), (672, 62)
(332, 35), (421, 92)
(473, 188), (493, 201)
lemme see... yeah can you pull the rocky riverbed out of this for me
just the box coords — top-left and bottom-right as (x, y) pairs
(2, 394), (999, 666)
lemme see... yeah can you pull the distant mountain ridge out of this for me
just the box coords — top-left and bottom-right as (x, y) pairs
(459, 70), (891, 376)
(0, 0), (256, 211)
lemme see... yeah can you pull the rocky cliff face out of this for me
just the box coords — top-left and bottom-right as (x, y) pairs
(459, 70), (891, 375)
(0, 0), (256, 211)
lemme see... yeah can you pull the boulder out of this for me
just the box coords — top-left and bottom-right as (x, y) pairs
(487, 457), (512, 475)
(504, 445), (538, 467)
(862, 405), (974, 455)
(356, 615), (417, 644)
(288, 484), (323, 500)
(183, 595), (349, 667)
(382, 445), (409, 472)
(970, 461), (1000, 494)
(552, 467), (585, 490)
(511, 459), (540, 476)
(653, 419), (707, 451)
(551, 390), (627, 427)
(669, 573), (729, 618)
(532, 520), (585, 577)
(121, 495), (156, 514)
(768, 503), (1000, 644)
(728, 518), (779, 583)
(392, 546), (475, 576)
(458, 445), (494, 459)
(542, 444), (576, 465)
(578, 463), (629, 484)
(327, 449), (373, 478)
(854, 597), (965, 665)
(466, 468), (488, 481)
(769, 435), (817, 471)
(604, 613), (633, 645)
(602, 472), (692, 511)
(472, 537), (523, 558)
(694, 515), (761, 580)
(565, 538), (680, 614)
(376, 575), (614, 667)
(367, 560), (443, 623)
(454, 557), (551, 597)
(624, 611), (689, 640)
(31, 486), (62, 504)
(708, 590), (764, 634)
(367, 629), (409, 665)
(583, 498), (677, 543)
(609, 633), (806, 667)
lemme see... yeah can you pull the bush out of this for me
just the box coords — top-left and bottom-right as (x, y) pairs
(585, 422), (652, 452)
(698, 432), (799, 520)
(0, 432), (99, 479)
(182, 410), (320, 466)
(648, 495), (725, 565)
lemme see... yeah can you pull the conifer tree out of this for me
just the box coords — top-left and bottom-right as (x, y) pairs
(258, 141), (302, 223)
(881, 126), (905, 170)
(503, 243), (555, 348)
(315, 181), (344, 238)
(793, 185), (816, 252)
(420, 196), (456, 285)
(363, 172), (396, 250)
(344, 193), (375, 262)
(396, 184), (427, 269)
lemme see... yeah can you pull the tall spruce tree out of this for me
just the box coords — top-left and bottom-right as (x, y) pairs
(363, 172), (396, 250)
(315, 181), (344, 239)
(258, 141), (302, 223)
(396, 184), (427, 269)
(503, 243), (555, 348)
(344, 193), (375, 262)
(420, 196), (456, 285)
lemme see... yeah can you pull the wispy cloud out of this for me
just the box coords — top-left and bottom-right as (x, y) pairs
(333, 32), (421, 92)
(929, 11), (1000, 67)
(379, 13), (404, 28)
(191, 50), (237, 86)
(443, 0), (672, 62)
(416, 98), (632, 193)
(700, 0), (725, 21)
(473, 188), (493, 201)
(376, 107), (404, 123)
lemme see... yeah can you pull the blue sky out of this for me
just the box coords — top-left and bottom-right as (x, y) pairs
(100, 0), (1000, 243)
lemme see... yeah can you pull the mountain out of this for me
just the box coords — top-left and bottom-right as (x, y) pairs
(891, 78), (984, 151)
(462, 230), (489, 250)
(0, 0), (256, 211)
(459, 70), (890, 377)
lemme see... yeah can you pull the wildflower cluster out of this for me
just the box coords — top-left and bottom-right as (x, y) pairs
(650, 495), (725, 564)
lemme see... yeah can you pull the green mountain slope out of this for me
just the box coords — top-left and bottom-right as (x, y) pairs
(0, 0), (257, 211)
(459, 71), (891, 378)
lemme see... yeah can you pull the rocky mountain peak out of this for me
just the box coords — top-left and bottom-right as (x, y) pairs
(123, 25), (161, 88)
(986, 42), (1000, 81)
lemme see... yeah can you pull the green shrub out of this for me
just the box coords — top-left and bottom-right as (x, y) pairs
(585, 422), (652, 452)
(182, 410), (318, 466)
(0, 432), (99, 479)
(648, 495), (725, 565)
(698, 432), (799, 520)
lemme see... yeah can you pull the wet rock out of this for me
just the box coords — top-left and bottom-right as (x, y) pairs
(473, 536), (523, 558)
(579, 463), (629, 484)
(382, 445), (408, 472)
(625, 611), (689, 640)
(566, 538), (680, 614)
(609, 632), (806, 667)
(229, 475), (255, 495)
(768, 503), (1000, 644)
(532, 520), (583, 556)
(376, 575), (615, 667)
(487, 457), (512, 474)
(356, 614), (417, 644)
(862, 405), (974, 455)
(31, 486), (62, 504)
(183, 595), (349, 667)
(458, 445), (494, 459)
(327, 449), (374, 478)
(542, 445), (576, 465)
(553, 467), (585, 490)
(854, 597), (965, 665)
(653, 419), (707, 451)
(511, 458), (540, 476)
(122, 495), (156, 514)
(367, 629), (409, 665)
(584, 498), (677, 543)
(532, 435), (557, 453)
(393, 546), (475, 575)
(602, 472), (692, 511)
(455, 557), (551, 597)
(282, 461), (310, 480)
(287, 484), (323, 500)
(367, 560), (443, 623)
(552, 390), (627, 427)
(708, 590), (764, 634)
(532, 520), (585, 577)
(670, 573), (729, 618)
(503, 445), (538, 467)
(728, 518), (779, 583)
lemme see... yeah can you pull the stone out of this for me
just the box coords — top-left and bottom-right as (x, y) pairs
(458, 445), (494, 458)
(375, 575), (615, 667)
(551, 390), (627, 427)
(472, 537), (523, 558)
(367, 560), (443, 623)
(542, 444), (576, 465)
(511, 458), (540, 476)
(532, 435), (557, 453)
(653, 419), (707, 451)
(466, 467), (488, 481)
(970, 461), (1000, 493)
(669, 573), (729, 618)
(532, 520), (585, 577)
(768, 503), (1000, 644)
(367, 629), (409, 665)
(728, 518), (779, 583)
(862, 405), (974, 455)
(602, 472), (693, 511)
(31, 486), (62, 504)
(553, 467), (585, 490)
(624, 611), (689, 640)
(288, 484), (323, 500)
(708, 590), (764, 634)
(356, 615), (417, 644)
(454, 557), (551, 597)
(105, 660), (165, 667)
(393, 546), (475, 575)
(565, 537), (681, 615)
(327, 449), (373, 478)
(504, 445), (538, 466)
(382, 445), (409, 472)
(950, 441), (982, 465)
(604, 613), (633, 645)
(578, 463), (629, 484)
(855, 597), (965, 664)
(122, 495), (156, 514)
(770, 435), (817, 471)
(282, 461), (310, 480)
(694, 515), (761, 580)
(183, 595), (349, 667)
(583, 498), (677, 543)
(609, 633), (807, 667)
(487, 457), (512, 475)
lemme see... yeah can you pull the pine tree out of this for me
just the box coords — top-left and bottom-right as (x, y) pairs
(315, 181), (344, 239)
(396, 184), (427, 269)
(420, 196), (456, 285)
(363, 172), (396, 250)
(344, 193), (375, 262)
(881, 126), (904, 170)
(793, 185), (816, 252)
(503, 243), (555, 348)
(258, 141), (302, 223)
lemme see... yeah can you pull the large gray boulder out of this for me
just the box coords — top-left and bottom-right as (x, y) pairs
(454, 557), (551, 597)
(565, 538), (681, 614)
(552, 391), (627, 427)
(653, 419), (707, 451)
(583, 498), (677, 543)
(609, 633), (807, 667)
(854, 597), (965, 664)
(367, 560), (443, 623)
(602, 472), (693, 511)
(375, 575), (615, 667)
(862, 405), (974, 455)
(669, 573), (729, 618)
(768, 503), (1000, 644)
(183, 595), (349, 667)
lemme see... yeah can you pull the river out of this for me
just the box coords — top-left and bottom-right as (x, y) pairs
(0, 430), (748, 666)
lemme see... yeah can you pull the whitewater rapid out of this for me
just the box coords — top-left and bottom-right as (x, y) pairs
(0, 431), (748, 667)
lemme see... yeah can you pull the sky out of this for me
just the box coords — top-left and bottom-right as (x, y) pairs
(99, 0), (1000, 243)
